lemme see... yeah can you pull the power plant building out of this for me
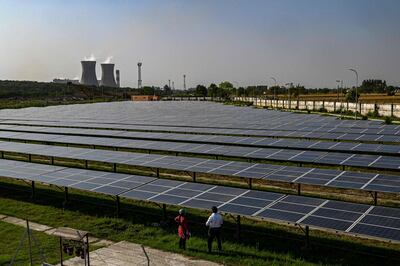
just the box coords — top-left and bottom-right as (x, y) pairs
(100, 63), (117, 87)
(80, 60), (98, 86)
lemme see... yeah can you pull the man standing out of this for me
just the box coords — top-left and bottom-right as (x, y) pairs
(206, 206), (223, 253)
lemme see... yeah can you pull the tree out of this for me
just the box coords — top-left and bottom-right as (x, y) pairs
(345, 89), (360, 102)
(219, 81), (233, 90)
(386, 86), (396, 96)
(208, 83), (218, 98)
(195, 85), (208, 97)
(163, 85), (172, 96)
(237, 87), (245, 96)
(142, 86), (154, 95)
(360, 79), (387, 93)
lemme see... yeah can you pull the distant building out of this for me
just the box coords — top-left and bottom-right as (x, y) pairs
(131, 95), (160, 101)
(52, 78), (79, 84)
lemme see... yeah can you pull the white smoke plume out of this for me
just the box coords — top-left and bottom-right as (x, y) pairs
(83, 54), (96, 61)
(103, 56), (113, 64)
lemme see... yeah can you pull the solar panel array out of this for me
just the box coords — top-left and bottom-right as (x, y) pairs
(0, 102), (399, 245)
(0, 131), (400, 171)
(1, 124), (400, 156)
(0, 101), (384, 131)
(0, 158), (399, 242)
(0, 141), (398, 193)
(2, 120), (400, 143)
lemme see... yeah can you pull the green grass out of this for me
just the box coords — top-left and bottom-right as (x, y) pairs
(0, 221), (73, 265)
(0, 178), (399, 266)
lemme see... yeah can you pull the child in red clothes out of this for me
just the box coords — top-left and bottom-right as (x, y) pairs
(175, 208), (190, 250)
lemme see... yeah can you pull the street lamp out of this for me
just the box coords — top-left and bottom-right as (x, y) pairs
(336, 80), (344, 118)
(336, 80), (341, 102)
(285, 82), (293, 109)
(348, 68), (359, 120)
(270, 77), (277, 101)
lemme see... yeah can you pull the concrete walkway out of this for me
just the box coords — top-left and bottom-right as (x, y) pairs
(0, 214), (221, 266)
(59, 241), (221, 266)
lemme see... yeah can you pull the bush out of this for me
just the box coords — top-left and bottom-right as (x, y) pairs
(367, 110), (380, 118)
(384, 116), (393, 124)
(361, 115), (368, 120)
(318, 107), (328, 112)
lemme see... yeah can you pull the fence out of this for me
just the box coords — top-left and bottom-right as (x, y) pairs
(234, 97), (400, 117)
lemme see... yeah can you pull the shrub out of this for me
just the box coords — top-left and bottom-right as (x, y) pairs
(384, 116), (393, 124)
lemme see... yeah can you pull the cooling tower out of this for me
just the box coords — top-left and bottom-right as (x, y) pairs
(100, 63), (117, 87)
(80, 61), (98, 86)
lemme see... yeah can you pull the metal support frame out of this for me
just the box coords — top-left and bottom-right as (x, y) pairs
(64, 187), (69, 204)
(297, 224), (310, 249)
(228, 214), (241, 241)
(370, 191), (378, 205)
(31, 181), (35, 199)
(248, 178), (252, 189)
(236, 215), (241, 241)
(192, 172), (196, 182)
(162, 204), (167, 220)
(116, 196), (120, 217)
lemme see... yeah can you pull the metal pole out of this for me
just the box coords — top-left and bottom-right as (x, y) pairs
(116, 196), (120, 217)
(236, 215), (241, 241)
(31, 181), (35, 200)
(86, 234), (90, 266)
(64, 187), (69, 203)
(60, 237), (63, 266)
(349, 68), (358, 120)
(270, 77), (277, 109)
(163, 204), (167, 220)
(336, 80), (340, 102)
(27, 220), (33, 266)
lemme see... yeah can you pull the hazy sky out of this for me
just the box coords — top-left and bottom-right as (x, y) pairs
(1, 0), (399, 88)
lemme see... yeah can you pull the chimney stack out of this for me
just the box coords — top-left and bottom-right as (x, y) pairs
(137, 62), (142, 89)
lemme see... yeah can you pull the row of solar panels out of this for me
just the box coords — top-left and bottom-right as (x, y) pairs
(0, 107), (387, 131)
(0, 141), (398, 193)
(2, 116), (399, 135)
(1, 120), (400, 143)
(1, 130), (400, 173)
(0, 105), (385, 131)
(0, 158), (398, 242)
(1, 124), (400, 156)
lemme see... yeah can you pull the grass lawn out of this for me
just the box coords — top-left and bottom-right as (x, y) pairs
(0, 221), (73, 265)
(0, 178), (399, 266)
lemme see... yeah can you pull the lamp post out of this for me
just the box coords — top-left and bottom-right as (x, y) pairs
(285, 82), (293, 109)
(348, 68), (359, 120)
(270, 77), (277, 101)
(270, 77), (277, 109)
(336, 80), (341, 102)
